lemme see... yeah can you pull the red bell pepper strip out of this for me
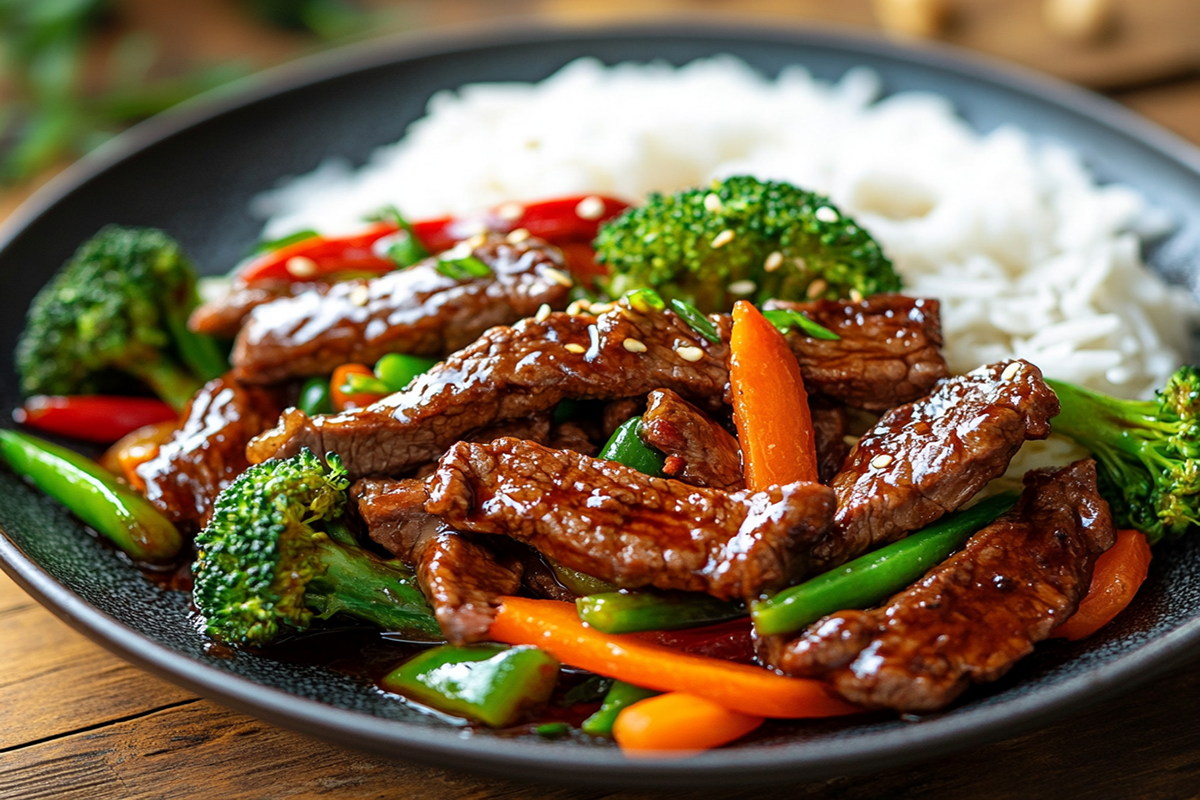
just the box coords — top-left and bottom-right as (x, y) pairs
(237, 196), (629, 287)
(14, 395), (178, 444)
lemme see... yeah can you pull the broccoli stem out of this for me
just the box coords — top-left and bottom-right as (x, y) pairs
(306, 540), (442, 639)
(128, 356), (204, 411)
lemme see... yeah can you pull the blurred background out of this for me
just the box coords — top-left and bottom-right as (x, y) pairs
(1, 0), (1199, 222)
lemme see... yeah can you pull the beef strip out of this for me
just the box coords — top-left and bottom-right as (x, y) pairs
(549, 420), (598, 456)
(812, 359), (1059, 572)
(601, 398), (644, 439)
(353, 478), (522, 644)
(764, 295), (946, 412)
(640, 388), (743, 491)
(250, 294), (946, 478)
(426, 437), (836, 601)
(811, 401), (850, 484)
(231, 234), (572, 385)
(189, 278), (326, 339)
(137, 375), (284, 527)
(760, 459), (1115, 712)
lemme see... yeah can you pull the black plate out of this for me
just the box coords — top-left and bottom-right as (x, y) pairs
(2, 20), (1200, 789)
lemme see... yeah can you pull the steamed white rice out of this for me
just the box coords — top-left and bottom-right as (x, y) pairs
(253, 55), (1197, 402)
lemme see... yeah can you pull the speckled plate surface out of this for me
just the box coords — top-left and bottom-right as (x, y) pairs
(2, 20), (1200, 789)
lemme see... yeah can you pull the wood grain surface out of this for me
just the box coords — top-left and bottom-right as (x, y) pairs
(4, 2), (1200, 798)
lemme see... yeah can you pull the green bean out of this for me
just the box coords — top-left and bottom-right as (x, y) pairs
(598, 416), (664, 478)
(580, 681), (660, 738)
(577, 591), (744, 634)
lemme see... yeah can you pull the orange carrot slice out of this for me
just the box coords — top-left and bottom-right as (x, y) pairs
(613, 692), (764, 756)
(729, 300), (818, 489)
(1054, 529), (1151, 641)
(490, 596), (858, 719)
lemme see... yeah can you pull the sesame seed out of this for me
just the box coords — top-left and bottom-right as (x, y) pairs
(849, 288), (864, 303)
(466, 233), (486, 250)
(815, 206), (839, 223)
(496, 202), (525, 222)
(764, 251), (784, 272)
(442, 241), (474, 261)
(675, 346), (705, 362)
(703, 193), (723, 213)
(535, 303), (551, 322)
(565, 343), (587, 354)
(728, 279), (756, 295)
(843, 434), (860, 447)
(566, 300), (586, 315)
(623, 338), (647, 353)
(1001, 362), (1022, 381)
(589, 302), (614, 314)
(711, 229), (736, 248)
(806, 279), (828, 299)
(543, 267), (574, 287)
(286, 255), (319, 278)
(348, 285), (371, 307)
(506, 228), (531, 244)
(871, 454), (893, 469)
(575, 196), (606, 220)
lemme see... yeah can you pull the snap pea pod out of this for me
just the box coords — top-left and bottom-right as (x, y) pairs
(598, 416), (664, 477)
(381, 643), (560, 728)
(0, 429), (182, 562)
(580, 680), (661, 738)
(374, 353), (438, 392)
(751, 492), (1019, 636)
(577, 591), (744, 634)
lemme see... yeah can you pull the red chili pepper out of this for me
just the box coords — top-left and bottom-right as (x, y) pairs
(14, 396), (179, 444)
(237, 196), (629, 288)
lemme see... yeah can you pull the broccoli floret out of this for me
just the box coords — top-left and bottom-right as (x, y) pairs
(1048, 367), (1200, 545)
(594, 176), (901, 312)
(15, 225), (227, 409)
(193, 449), (440, 646)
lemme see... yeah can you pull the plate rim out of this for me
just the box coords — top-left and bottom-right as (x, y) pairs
(3, 17), (1200, 787)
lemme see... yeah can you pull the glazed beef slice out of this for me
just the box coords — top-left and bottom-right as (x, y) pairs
(762, 459), (1115, 712)
(813, 359), (1059, 571)
(426, 437), (835, 601)
(639, 388), (743, 491)
(232, 234), (572, 385)
(249, 295), (947, 479)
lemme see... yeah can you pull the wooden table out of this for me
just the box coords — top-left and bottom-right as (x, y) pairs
(5, 2), (1200, 797)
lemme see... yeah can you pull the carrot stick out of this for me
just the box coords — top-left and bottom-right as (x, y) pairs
(612, 692), (764, 756)
(490, 597), (858, 718)
(1053, 529), (1151, 641)
(729, 300), (819, 489)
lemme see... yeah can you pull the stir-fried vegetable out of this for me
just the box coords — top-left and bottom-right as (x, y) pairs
(14, 395), (177, 444)
(330, 363), (384, 411)
(380, 643), (560, 728)
(595, 175), (900, 312)
(489, 596), (858, 719)
(729, 299), (819, 489)
(1046, 368), (1200, 544)
(597, 416), (665, 477)
(192, 449), (439, 645)
(297, 377), (333, 416)
(581, 681), (660, 737)
(1054, 529), (1152, 641)
(577, 591), (743, 635)
(16, 226), (227, 410)
(751, 493), (1018, 636)
(612, 692), (764, 755)
(0, 430), (181, 562)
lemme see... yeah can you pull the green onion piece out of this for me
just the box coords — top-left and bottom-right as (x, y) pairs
(581, 681), (660, 738)
(436, 254), (492, 280)
(622, 287), (666, 314)
(669, 298), (721, 343)
(372, 205), (432, 266)
(761, 309), (840, 341)
(374, 353), (438, 393)
(535, 722), (571, 739)
(577, 591), (744, 634)
(598, 416), (665, 478)
(751, 492), (1018, 636)
(249, 229), (319, 256)
(297, 376), (333, 416)
(342, 371), (391, 396)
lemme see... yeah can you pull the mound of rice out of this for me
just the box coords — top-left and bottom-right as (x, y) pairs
(254, 55), (1197, 401)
